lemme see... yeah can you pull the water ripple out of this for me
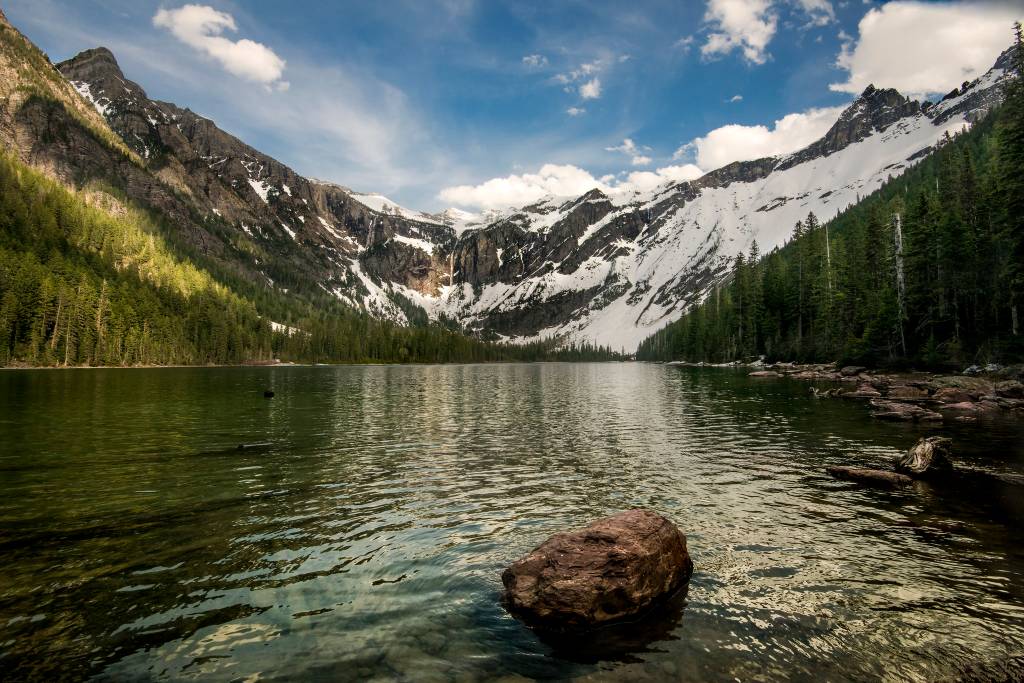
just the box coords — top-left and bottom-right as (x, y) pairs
(0, 364), (1022, 681)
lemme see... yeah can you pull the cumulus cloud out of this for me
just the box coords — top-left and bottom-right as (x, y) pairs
(438, 164), (606, 209)
(522, 54), (548, 68)
(622, 164), (706, 192)
(830, 1), (1023, 97)
(153, 4), (288, 90)
(555, 57), (618, 100)
(606, 138), (653, 166)
(674, 35), (696, 52)
(566, 107), (586, 116)
(701, 0), (778, 65)
(438, 162), (705, 210)
(579, 78), (602, 99)
(675, 105), (844, 169)
(794, 0), (835, 27)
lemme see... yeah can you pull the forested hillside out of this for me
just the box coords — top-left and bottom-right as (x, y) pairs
(637, 29), (1024, 368)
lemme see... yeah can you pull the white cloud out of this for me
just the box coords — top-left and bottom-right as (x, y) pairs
(438, 164), (606, 209)
(675, 35), (696, 52)
(153, 4), (288, 90)
(566, 107), (586, 116)
(794, 0), (835, 26)
(830, 1), (1023, 97)
(675, 105), (844, 169)
(579, 77), (602, 99)
(606, 138), (653, 166)
(554, 57), (619, 100)
(729, 94), (744, 102)
(522, 54), (548, 68)
(437, 162), (705, 210)
(656, 164), (705, 182)
(701, 0), (778, 65)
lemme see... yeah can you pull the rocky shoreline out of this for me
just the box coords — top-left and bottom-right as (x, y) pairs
(667, 360), (1024, 423)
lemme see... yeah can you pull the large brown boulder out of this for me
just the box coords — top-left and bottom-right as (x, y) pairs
(501, 509), (693, 630)
(895, 437), (954, 478)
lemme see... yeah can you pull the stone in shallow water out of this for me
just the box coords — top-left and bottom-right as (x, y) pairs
(869, 399), (943, 422)
(501, 509), (693, 631)
(827, 466), (914, 487)
(895, 436), (954, 478)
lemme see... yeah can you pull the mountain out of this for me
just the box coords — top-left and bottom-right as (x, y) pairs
(0, 10), (620, 366)
(5, 7), (1017, 353)
(415, 48), (1015, 352)
(636, 89), (1024, 367)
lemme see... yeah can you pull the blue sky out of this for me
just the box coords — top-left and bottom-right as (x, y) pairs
(6, 0), (1021, 210)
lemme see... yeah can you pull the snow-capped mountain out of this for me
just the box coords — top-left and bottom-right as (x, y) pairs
(36, 24), (1019, 351)
(406, 47), (1015, 351)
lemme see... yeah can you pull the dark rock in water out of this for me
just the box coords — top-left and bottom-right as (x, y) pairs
(843, 384), (882, 399)
(237, 442), (272, 451)
(501, 509), (693, 631)
(895, 437), (954, 478)
(996, 381), (1024, 399)
(934, 387), (973, 404)
(886, 385), (930, 400)
(943, 401), (981, 412)
(263, 390), (275, 398)
(840, 365), (867, 377)
(827, 466), (913, 487)
(869, 399), (943, 422)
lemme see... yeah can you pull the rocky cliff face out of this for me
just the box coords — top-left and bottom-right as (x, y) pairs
(54, 46), (458, 320)
(2, 9), (1015, 351)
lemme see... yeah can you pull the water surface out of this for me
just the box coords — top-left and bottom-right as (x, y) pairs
(1, 363), (1023, 681)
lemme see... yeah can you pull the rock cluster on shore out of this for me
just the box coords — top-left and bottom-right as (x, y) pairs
(725, 361), (1024, 423)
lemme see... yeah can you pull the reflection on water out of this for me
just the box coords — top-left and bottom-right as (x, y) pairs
(1, 363), (1023, 681)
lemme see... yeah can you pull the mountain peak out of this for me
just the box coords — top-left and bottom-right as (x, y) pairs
(776, 83), (919, 171)
(60, 47), (124, 78)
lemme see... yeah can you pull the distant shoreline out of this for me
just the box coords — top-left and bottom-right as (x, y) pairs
(0, 359), (630, 370)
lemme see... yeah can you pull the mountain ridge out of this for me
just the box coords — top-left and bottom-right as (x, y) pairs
(9, 8), (1018, 351)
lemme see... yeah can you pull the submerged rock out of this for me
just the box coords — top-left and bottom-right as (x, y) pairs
(886, 385), (930, 400)
(748, 370), (780, 377)
(895, 437), (954, 478)
(996, 381), (1024, 399)
(843, 384), (882, 399)
(933, 387), (973, 404)
(827, 466), (914, 487)
(501, 509), (693, 631)
(869, 399), (943, 422)
(943, 401), (981, 412)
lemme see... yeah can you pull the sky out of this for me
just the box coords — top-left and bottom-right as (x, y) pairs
(5, 0), (1022, 211)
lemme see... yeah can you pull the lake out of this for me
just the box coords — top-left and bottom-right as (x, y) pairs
(1, 363), (1023, 681)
